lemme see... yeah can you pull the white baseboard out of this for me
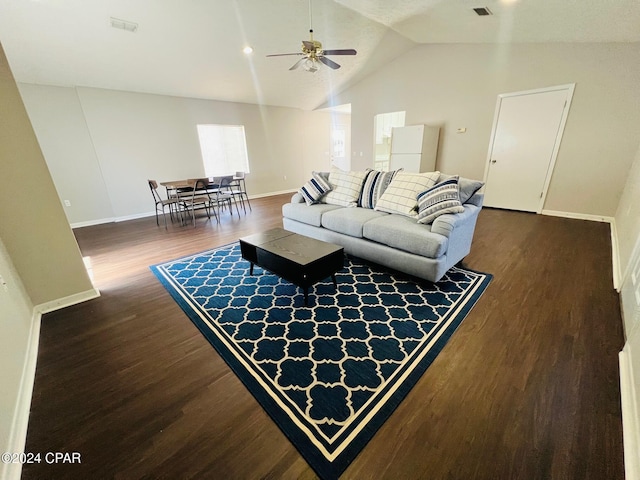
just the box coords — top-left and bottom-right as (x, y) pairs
(620, 346), (640, 480)
(540, 209), (614, 224)
(611, 218), (622, 291)
(249, 189), (297, 199)
(35, 288), (100, 315)
(71, 211), (156, 229)
(114, 211), (157, 223)
(69, 190), (299, 230)
(70, 217), (116, 229)
(1, 311), (42, 480)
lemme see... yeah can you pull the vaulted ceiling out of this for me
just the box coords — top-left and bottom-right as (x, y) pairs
(0, 0), (638, 111)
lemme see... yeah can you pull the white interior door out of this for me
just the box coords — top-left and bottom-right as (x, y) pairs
(484, 85), (574, 212)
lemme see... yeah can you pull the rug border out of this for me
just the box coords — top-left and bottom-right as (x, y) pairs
(150, 244), (492, 480)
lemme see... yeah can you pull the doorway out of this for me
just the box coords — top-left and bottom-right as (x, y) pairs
(483, 84), (575, 212)
(373, 111), (406, 171)
(320, 103), (351, 171)
(330, 124), (348, 170)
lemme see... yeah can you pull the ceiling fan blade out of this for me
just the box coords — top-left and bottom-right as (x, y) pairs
(319, 56), (341, 70)
(322, 49), (357, 56)
(289, 57), (308, 70)
(303, 40), (315, 50)
(266, 53), (304, 57)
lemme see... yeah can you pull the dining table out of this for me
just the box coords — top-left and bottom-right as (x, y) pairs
(159, 176), (242, 224)
(160, 176), (241, 193)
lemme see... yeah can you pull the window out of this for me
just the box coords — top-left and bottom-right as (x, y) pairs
(196, 124), (250, 176)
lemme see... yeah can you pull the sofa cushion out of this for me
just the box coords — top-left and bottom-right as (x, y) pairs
(299, 172), (332, 205)
(323, 169), (369, 207)
(321, 207), (388, 238)
(374, 171), (440, 218)
(417, 176), (465, 224)
(363, 214), (448, 258)
(282, 202), (342, 227)
(358, 169), (400, 209)
(439, 173), (484, 204)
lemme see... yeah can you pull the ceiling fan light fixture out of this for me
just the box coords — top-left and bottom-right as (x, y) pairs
(303, 58), (319, 73)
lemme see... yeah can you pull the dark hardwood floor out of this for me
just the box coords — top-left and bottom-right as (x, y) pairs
(22, 195), (625, 479)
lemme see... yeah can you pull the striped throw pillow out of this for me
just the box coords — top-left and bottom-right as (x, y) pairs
(358, 169), (400, 209)
(417, 176), (465, 224)
(299, 172), (332, 205)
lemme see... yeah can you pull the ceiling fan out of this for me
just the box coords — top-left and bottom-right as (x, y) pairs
(266, 0), (357, 72)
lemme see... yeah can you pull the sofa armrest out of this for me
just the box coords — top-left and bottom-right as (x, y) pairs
(431, 204), (479, 237)
(430, 193), (483, 237)
(431, 202), (482, 264)
(291, 192), (304, 203)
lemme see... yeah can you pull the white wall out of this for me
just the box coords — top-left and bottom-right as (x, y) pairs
(17, 84), (113, 224)
(0, 239), (34, 480)
(617, 138), (640, 478)
(333, 42), (640, 218)
(19, 85), (340, 225)
(617, 141), (640, 301)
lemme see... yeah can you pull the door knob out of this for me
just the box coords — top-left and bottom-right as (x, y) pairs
(491, 159), (497, 163)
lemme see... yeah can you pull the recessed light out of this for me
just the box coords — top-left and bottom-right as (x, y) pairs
(243, 46), (254, 54)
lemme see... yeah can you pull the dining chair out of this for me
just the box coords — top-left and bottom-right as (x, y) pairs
(180, 178), (218, 227)
(148, 179), (181, 229)
(210, 175), (240, 217)
(228, 171), (251, 212)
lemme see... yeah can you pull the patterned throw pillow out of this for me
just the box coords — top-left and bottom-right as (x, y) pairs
(299, 172), (332, 205)
(374, 171), (440, 217)
(358, 169), (400, 209)
(417, 176), (465, 224)
(438, 173), (484, 204)
(323, 169), (369, 207)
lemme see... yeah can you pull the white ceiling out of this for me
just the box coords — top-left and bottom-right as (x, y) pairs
(0, 0), (638, 111)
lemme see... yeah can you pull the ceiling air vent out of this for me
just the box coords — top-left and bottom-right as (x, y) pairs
(110, 17), (138, 33)
(473, 7), (493, 16)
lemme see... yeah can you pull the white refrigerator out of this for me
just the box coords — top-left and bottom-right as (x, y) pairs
(389, 125), (440, 173)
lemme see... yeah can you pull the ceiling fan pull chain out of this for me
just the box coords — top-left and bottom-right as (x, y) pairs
(308, 0), (313, 41)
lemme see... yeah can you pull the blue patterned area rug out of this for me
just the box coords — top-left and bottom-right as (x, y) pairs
(151, 243), (491, 480)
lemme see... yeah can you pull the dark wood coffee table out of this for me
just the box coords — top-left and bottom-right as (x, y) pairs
(239, 228), (344, 305)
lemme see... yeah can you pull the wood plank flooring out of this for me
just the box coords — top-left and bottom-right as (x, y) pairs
(22, 195), (625, 479)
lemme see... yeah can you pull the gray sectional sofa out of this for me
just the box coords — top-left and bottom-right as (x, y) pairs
(282, 170), (484, 283)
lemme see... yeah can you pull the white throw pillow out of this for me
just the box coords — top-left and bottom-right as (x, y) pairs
(323, 169), (369, 207)
(374, 171), (440, 217)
